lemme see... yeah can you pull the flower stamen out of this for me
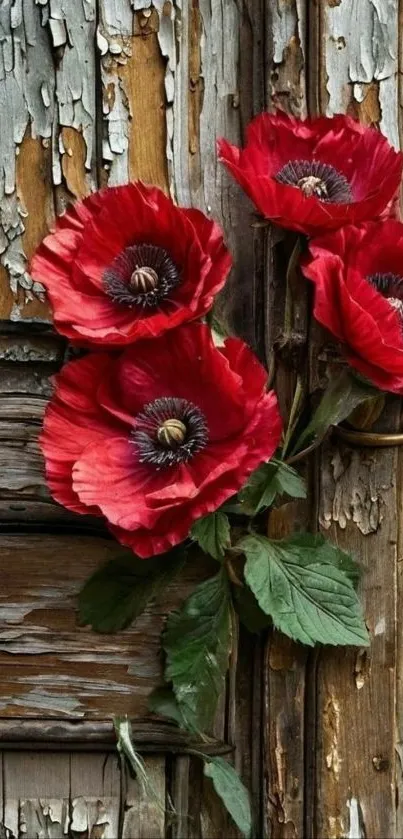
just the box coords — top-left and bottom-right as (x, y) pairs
(275, 159), (352, 204)
(157, 418), (187, 449)
(103, 244), (181, 310)
(388, 297), (403, 318)
(132, 397), (209, 467)
(297, 175), (328, 199)
(130, 266), (159, 295)
(367, 272), (403, 320)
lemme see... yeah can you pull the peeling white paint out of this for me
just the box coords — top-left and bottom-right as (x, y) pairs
(324, 0), (399, 146)
(320, 449), (387, 535)
(347, 797), (365, 839)
(325, 695), (342, 778)
(272, 0), (305, 72)
(0, 1), (96, 311)
(375, 616), (386, 636)
(0, 690), (85, 716)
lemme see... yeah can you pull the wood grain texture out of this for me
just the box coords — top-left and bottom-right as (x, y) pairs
(314, 446), (397, 838)
(0, 750), (168, 838)
(0, 0), (263, 832)
(260, 4), (310, 816)
(2, 0), (403, 836)
(0, 532), (214, 720)
(122, 756), (165, 838)
(306, 5), (402, 837)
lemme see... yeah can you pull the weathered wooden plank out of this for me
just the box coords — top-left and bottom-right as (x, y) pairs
(0, 2), (308, 836)
(0, 719), (232, 756)
(317, 0), (399, 146)
(2, 752), (70, 839)
(266, 0), (306, 117)
(98, 6), (169, 192)
(0, 533), (214, 720)
(396, 450), (403, 838)
(260, 17), (309, 824)
(227, 626), (264, 833)
(313, 438), (397, 839)
(0, 755), (4, 839)
(122, 756), (166, 838)
(172, 755), (191, 839)
(70, 753), (120, 839)
(0, 1), (54, 321)
(0, 2), (97, 322)
(304, 4), (402, 837)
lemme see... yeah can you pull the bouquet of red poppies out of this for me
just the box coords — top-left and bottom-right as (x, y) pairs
(32, 111), (403, 837)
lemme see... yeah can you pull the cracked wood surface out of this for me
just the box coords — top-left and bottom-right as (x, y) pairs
(1, 0), (403, 837)
(0, 1), (261, 836)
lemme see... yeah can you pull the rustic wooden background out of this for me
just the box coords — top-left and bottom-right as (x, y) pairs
(0, 1), (400, 837)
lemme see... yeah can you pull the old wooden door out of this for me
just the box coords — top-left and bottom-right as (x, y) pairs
(0, 1), (401, 838)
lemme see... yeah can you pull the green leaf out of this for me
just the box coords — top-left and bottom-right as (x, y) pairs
(293, 370), (378, 454)
(78, 548), (186, 633)
(191, 511), (231, 560)
(232, 585), (272, 634)
(239, 534), (369, 647)
(239, 459), (306, 515)
(285, 533), (361, 585)
(148, 686), (186, 727)
(163, 569), (232, 732)
(204, 757), (252, 839)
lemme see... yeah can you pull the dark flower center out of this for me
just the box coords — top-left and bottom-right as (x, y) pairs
(367, 272), (403, 318)
(275, 160), (352, 203)
(103, 244), (181, 309)
(132, 397), (209, 467)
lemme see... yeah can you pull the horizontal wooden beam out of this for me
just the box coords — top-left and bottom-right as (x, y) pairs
(0, 719), (233, 756)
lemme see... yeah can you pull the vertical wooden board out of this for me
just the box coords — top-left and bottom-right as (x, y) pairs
(314, 442), (398, 839)
(264, 633), (307, 839)
(70, 753), (121, 839)
(172, 755), (191, 839)
(316, 0), (399, 145)
(194, 0), (261, 346)
(396, 447), (403, 835)
(2, 752), (70, 838)
(261, 238), (310, 836)
(266, 0), (306, 117)
(305, 3), (402, 836)
(0, 755), (4, 838)
(227, 626), (264, 832)
(0, 1), (97, 322)
(233, 5), (309, 833)
(14, 134), (53, 321)
(121, 756), (166, 839)
(174, 756), (204, 839)
(50, 0), (97, 200)
(123, 10), (170, 191)
(99, 4), (170, 192)
(0, 2), (54, 321)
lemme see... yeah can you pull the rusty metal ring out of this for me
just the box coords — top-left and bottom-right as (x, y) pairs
(334, 425), (403, 448)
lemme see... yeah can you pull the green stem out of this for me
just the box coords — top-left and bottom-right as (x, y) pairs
(282, 376), (304, 459)
(283, 235), (303, 336)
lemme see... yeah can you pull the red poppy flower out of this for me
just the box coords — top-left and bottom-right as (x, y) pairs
(302, 220), (403, 393)
(30, 183), (231, 346)
(40, 323), (282, 557)
(218, 112), (403, 236)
